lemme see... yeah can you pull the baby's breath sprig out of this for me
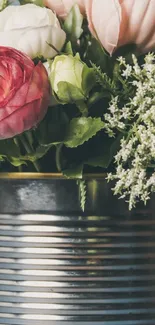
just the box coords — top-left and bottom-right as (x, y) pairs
(105, 53), (155, 209)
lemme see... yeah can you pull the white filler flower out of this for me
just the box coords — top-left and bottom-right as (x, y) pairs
(105, 54), (155, 209)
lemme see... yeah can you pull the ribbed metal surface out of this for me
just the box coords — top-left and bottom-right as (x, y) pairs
(0, 176), (155, 324)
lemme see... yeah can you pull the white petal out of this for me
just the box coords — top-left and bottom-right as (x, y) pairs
(0, 29), (20, 48)
(0, 4), (60, 31)
(0, 26), (66, 59)
(43, 61), (51, 75)
(18, 26), (66, 59)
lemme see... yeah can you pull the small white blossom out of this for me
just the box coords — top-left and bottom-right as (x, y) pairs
(132, 55), (141, 76)
(122, 64), (132, 78)
(144, 53), (155, 64)
(105, 53), (155, 209)
(117, 56), (126, 66)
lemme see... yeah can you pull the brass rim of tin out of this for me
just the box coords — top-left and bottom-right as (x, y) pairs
(0, 172), (107, 179)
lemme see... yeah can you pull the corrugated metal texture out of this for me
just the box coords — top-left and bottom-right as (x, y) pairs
(0, 176), (155, 325)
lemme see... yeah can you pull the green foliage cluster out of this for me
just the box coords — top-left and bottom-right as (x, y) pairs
(1, 4), (153, 211)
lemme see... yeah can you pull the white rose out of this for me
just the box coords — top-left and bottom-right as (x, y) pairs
(50, 54), (95, 103)
(51, 54), (84, 91)
(43, 61), (51, 76)
(0, 4), (66, 59)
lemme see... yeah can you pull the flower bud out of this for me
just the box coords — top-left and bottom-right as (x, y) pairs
(50, 54), (95, 103)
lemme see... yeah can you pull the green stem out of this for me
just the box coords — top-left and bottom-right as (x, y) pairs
(20, 134), (41, 172)
(76, 101), (88, 117)
(14, 138), (22, 172)
(56, 143), (63, 172)
(25, 131), (34, 149)
(16, 164), (22, 172)
(13, 138), (22, 173)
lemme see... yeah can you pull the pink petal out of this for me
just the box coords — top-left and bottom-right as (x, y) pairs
(0, 48), (50, 139)
(0, 101), (37, 139)
(90, 0), (122, 55)
(44, 0), (66, 18)
(118, 0), (155, 53)
(84, 0), (95, 37)
(44, 0), (85, 18)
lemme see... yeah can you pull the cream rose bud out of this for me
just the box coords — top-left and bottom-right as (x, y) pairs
(50, 55), (95, 103)
(0, 4), (66, 59)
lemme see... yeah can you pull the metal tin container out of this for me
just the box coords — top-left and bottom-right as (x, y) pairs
(0, 173), (155, 325)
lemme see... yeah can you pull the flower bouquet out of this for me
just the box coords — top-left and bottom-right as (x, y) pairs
(0, 0), (155, 210)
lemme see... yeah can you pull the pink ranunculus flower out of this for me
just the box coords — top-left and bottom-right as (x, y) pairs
(0, 47), (50, 139)
(44, 0), (85, 19)
(84, 0), (155, 55)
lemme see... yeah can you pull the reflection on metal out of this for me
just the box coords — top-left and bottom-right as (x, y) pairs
(0, 176), (155, 324)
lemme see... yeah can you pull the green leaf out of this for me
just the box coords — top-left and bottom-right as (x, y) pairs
(7, 144), (52, 167)
(0, 0), (7, 11)
(82, 65), (95, 95)
(0, 139), (20, 157)
(63, 163), (83, 179)
(57, 82), (85, 103)
(22, 145), (52, 162)
(86, 38), (110, 72)
(20, 0), (44, 6)
(7, 157), (27, 167)
(63, 4), (83, 42)
(64, 117), (104, 148)
(36, 106), (68, 145)
(86, 134), (122, 168)
(64, 41), (74, 55)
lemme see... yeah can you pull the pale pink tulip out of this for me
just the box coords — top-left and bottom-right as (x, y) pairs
(44, 0), (85, 19)
(85, 0), (155, 55)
